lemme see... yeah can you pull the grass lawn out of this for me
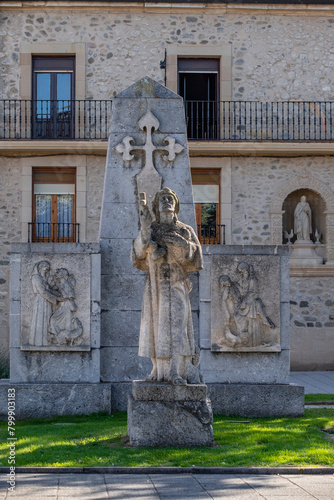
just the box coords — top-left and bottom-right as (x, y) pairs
(305, 394), (334, 403)
(0, 410), (333, 468)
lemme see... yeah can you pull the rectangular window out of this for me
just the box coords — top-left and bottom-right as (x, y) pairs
(32, 56), (75, 139)
(191, 169), (220, 244)
(179, 58), (219, 140)
(32, 168), (77, 242)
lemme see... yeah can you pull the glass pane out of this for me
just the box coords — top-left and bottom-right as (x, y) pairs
(57, 74), (71, 117)
(57, 74), (71, 100)
(57, 195), (73, 237)
(193, 185), (219, 203)
(35, 195), (52, 237)
(201, 203), (217, 226)
(36, 74), (51, 118)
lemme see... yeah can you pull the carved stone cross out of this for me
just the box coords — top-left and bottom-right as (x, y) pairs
(114, 110), (184, 207)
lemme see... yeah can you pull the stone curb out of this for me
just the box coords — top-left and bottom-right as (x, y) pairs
(1, 467), (334, 475)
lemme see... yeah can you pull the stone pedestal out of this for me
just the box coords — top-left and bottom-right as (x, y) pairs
(127, 381), (214, 447)
(290, 241), (323, 266)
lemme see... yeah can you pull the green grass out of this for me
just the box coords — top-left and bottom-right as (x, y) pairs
(305, 394), (334, 403)
(0, 410), (333, 468)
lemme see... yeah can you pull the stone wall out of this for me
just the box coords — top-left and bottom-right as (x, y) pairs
(290, 277), (334, 370)
(231, 156), (334, 245)
(1, 8), (334, 101)
(0, 158), (21, 369)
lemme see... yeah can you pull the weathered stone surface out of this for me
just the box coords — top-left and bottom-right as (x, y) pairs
(211, 255), (280, 352)
(128, 395), (214, 447)
(100, 347), (152, 382)
(200, 349), (290, 384)
(0, 382), (111, 419)
(207, 383), (304, 417)
(132, 381), (207, 401)
(10, 348), (100, 383)
(110, 382), (132, 412)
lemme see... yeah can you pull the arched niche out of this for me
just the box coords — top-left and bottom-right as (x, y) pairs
(282, 189), (326, 244)
(270, 171), (334, 264)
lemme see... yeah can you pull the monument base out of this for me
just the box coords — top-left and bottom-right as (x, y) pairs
(127, 381), (214, 447)
(0, 382), (111, 419)
(290, 241), (323, 266)
(208, 383), (304, 417)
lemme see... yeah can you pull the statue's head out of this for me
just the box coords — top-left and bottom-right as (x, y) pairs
(301, 195), (307, 203)
(55, 268), (69, 281)
(219, 275), (232, 288)
(152, 187), (180, 223)
(237, 261), (250, 277)
(37, 260), (50, 276)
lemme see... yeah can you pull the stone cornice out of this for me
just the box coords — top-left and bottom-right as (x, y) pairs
(2, 1), (334, 16)
(2, 140), (334, 156)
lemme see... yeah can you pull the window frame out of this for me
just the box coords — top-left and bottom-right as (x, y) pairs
(32, 167), (77, 242)
(191, 168), (221, 244)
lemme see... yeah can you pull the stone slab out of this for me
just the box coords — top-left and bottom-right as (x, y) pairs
(100, 346), (152, 382)
(110, 382), (132, 412)
(211, 254), (281, 351)
(127, 395), (214, 447)
(200, 348), (290, 384)
(0, 383), (111, 419)
(207, 383), (304, 417)
(10, 348), (100, 383)
(132, 381), (207, 401)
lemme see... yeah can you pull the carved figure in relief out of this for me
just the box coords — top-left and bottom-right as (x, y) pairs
(48, 268), (83, 345)
(29, 261), (59, 346)
(131, 188), (203, 385)
(218, 262), (275, 348)
(294, 196), (312, 241)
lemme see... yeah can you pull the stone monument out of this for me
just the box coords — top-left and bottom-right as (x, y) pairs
(99, 76), (213, 446)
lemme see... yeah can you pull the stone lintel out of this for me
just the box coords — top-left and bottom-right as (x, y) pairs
(132, 380), (207, 401)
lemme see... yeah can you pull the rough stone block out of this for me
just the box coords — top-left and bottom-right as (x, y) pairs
(128, 395), (214, 447)
(200, 348), (290, 384)
(132, 381), (208, 401)
(100, 346), (152, 382)
(10, 348), (100, 383)
(101, 273), (145, 310)
(101, 310), (141, 347)
(110, 382), (132, 412)
(0, 382), (111, 419)
(207, 383), (304, 417)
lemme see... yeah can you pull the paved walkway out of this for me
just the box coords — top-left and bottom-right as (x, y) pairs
(290, 371), (334, 394)
(1, 472), (334, 499)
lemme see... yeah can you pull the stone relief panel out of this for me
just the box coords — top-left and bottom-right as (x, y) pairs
(211, 255), (281, 352)
(21, 254), (90, 351)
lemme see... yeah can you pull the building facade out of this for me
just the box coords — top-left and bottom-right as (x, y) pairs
(1, 0), (334, 376)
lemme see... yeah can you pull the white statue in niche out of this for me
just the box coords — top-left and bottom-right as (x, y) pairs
(131, 187), (204, 385)
(29, 262), (83, 347)
(217, 262), (276, 349)
(29, 261), (59, 346)
(294, 195), (312, 241)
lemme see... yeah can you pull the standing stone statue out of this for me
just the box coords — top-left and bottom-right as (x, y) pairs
(294, 196), (312, 241)
(131, 187), (203, 385)
(29, 261), (59, 346)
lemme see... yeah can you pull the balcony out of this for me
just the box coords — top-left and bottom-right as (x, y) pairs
(1, 100), (334, 143)
(28, 223), (80, 243)
(0, 100), (112, 140)
(184, 100), (334, 141)
(197, 224), (225, 245)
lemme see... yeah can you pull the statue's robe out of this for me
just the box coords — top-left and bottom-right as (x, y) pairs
(132, 220), (202, 360)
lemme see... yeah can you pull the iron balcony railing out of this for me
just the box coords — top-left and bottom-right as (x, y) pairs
(0, 100), (112, 140)
(2, 99), (334, 142)
(184, 100), (334, 141)
(197, 224), (225, 245)
(28, 223), (80, 243)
